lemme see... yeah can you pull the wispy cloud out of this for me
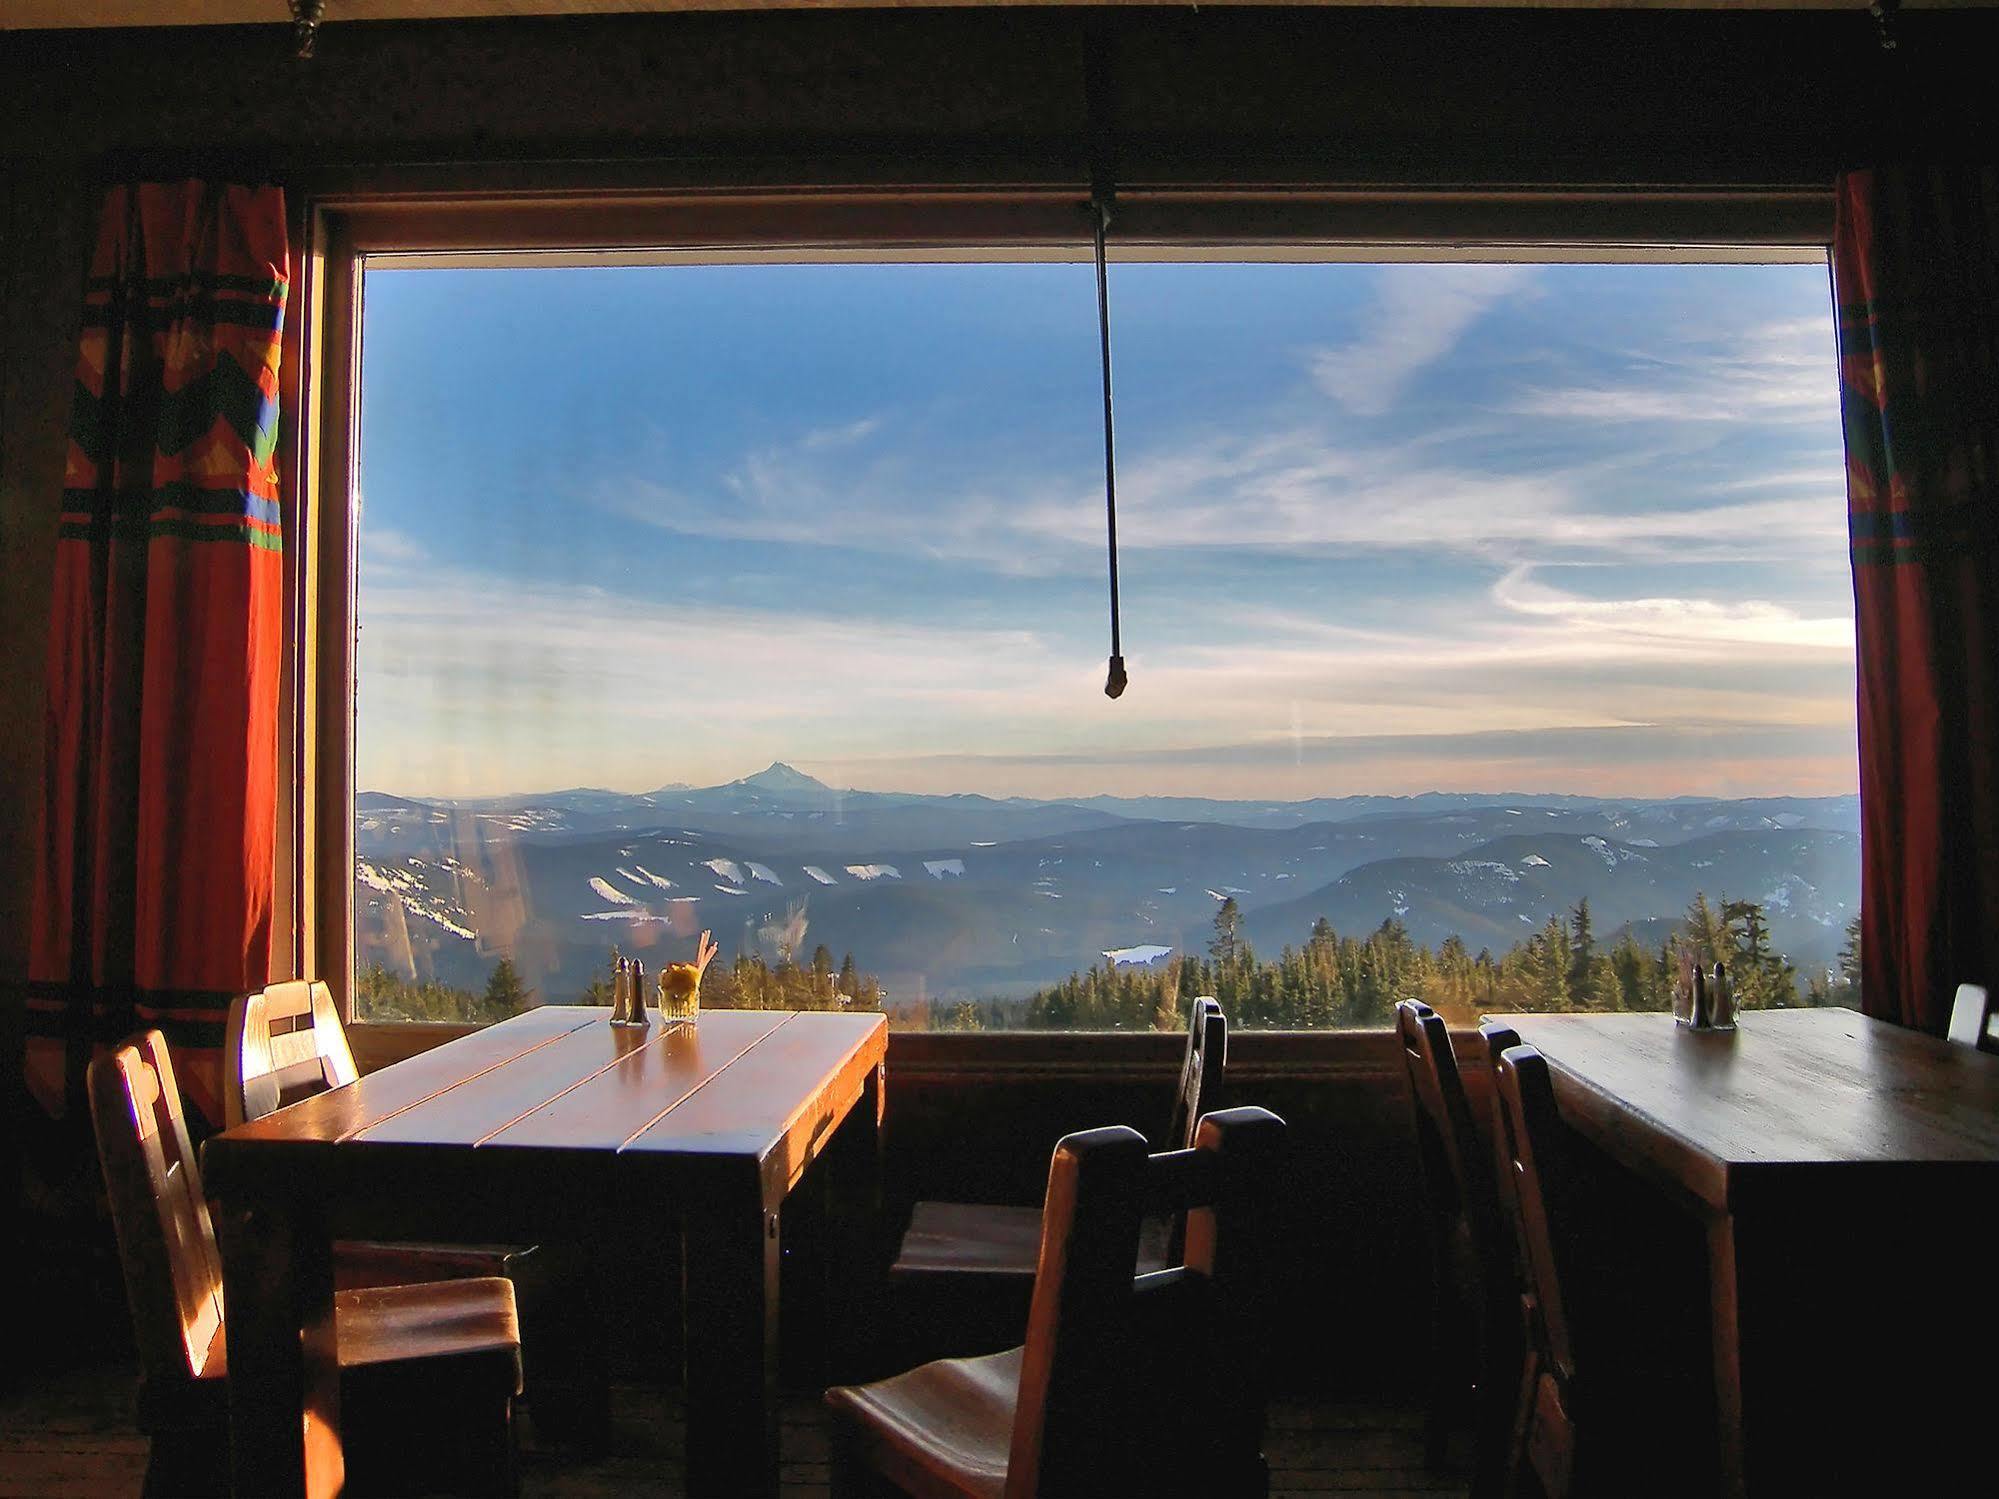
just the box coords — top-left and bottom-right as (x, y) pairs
(1310, 264), (1538, 415)
(815, 717), (1861, 800)
(585, 283), (1842, 579)
(1491, 566), (1854, 651)
(602, 414), (1840, 575)
(1030, 431), (1842, 564)
(799, 416), (882, 450)
(354, 560), (1091, 796)
(1513, 316), (1837, 426)
(359, 525), (427, 565)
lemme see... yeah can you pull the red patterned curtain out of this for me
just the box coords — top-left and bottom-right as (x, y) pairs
(27, 182), (288, 1124)
(1834, 165), (1999, 1033)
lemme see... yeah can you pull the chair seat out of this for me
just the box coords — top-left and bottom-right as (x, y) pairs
(826, 1346), (1021, 1499)
(335, 1278), (524, 1387)
(196, 1277), (522, 1387)
(893, 1201), (1173, 1279)
(150, 1274), (522, 1445)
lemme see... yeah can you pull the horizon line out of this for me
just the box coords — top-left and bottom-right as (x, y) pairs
(356, 777), (1859, 807)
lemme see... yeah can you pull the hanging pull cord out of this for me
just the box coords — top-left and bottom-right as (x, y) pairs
(1095, 192), (1128, 699)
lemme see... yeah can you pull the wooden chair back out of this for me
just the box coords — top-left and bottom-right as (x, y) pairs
(1164, 996), (1228, 1151)
(1008, 1105), (1286, 1499)
(224, 979), (359, 1128)
(1947, 983), (1995, 1052)
(1397, 1000), (1500, 1256)
(88, 1031), (227, 1417)
(1479, 1022), (1532, 1275)
(1490, 1044), (1577, 1394)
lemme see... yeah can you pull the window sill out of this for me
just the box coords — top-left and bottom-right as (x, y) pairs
(348, 1016), (1475, 1084)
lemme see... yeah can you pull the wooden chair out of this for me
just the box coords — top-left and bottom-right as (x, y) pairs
(1947, 982), (1996, 1052)
(223, 978), (359, 1128)
(1395, 1000), (1518, 1494)
(89, 1030), (523, 1498)
(892, 997), (1228, 1287)
(829, 1104), (1286, 1499)
(1488, 1042), (1584, 1499)
(223, 980), (609, 1447)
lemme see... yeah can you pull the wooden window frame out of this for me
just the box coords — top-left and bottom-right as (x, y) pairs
(278, 169), (1834, 1058)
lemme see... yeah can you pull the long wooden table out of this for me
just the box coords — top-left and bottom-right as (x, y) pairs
(1494, 1007), (1999, 1497)
(202, 1006), (887, 1499)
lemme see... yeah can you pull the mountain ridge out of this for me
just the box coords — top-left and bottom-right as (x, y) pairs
(354, 778), (1860, 1012)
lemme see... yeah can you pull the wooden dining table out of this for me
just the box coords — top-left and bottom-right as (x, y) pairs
(1493, 1006), (1999, 1497)
(202, 1004), (887, 1499)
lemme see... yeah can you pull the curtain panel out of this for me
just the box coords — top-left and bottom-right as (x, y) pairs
(1835, 165), (1999, 1034)
(26, 182), (288, 1124)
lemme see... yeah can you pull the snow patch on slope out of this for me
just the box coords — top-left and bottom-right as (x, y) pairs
(357, 860), (476, 939)
(588, 876), (638, 906)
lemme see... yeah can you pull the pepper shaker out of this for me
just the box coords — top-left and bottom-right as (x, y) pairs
(1709, 962), (1737, 1031)
(613, 956), (650, 1027)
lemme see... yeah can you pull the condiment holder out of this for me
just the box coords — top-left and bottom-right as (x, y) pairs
(610, 953), (649, 1027)
(1673, 947), (1737, 1032)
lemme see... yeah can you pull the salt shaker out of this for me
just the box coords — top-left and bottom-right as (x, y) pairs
(1708, 962), (1737, 1031)
(613, 957), (649, 1027)
(1671, 945), (1696, 1025)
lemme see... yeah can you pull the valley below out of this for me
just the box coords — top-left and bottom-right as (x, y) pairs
(354, 763), (1860, 1026)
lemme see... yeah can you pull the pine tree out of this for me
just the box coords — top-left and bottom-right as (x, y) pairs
(1724, 899), (1771, 967)
(1532, 916), (1572, 1008)
(1832, 914), (1862, 1006)
(482, 957), (532, 1019)
(1569, 897), (1595, 998)
(1609, 933), (1657, 1011)
(1152, 956), (1185, 1032)
(1682, 893), (1732, 967)
(1210, 897), (1244, 964)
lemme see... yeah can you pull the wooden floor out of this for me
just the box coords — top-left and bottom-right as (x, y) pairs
(0, 1360), (1467, 1498)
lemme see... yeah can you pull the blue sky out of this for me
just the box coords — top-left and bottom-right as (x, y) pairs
(355, 258), (1855, 802)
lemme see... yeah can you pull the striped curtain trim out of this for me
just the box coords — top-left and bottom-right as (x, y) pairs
(1849, 499), (1996, 564)
(25, 980), (231, 1046)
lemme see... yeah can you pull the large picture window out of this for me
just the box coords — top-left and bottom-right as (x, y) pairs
(347, 250), (1855, 1029)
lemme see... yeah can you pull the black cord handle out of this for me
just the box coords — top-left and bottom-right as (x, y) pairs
(1094, 191), (1127, 699)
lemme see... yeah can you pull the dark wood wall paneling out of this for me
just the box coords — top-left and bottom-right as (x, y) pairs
(1, 9), (1994, 183)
